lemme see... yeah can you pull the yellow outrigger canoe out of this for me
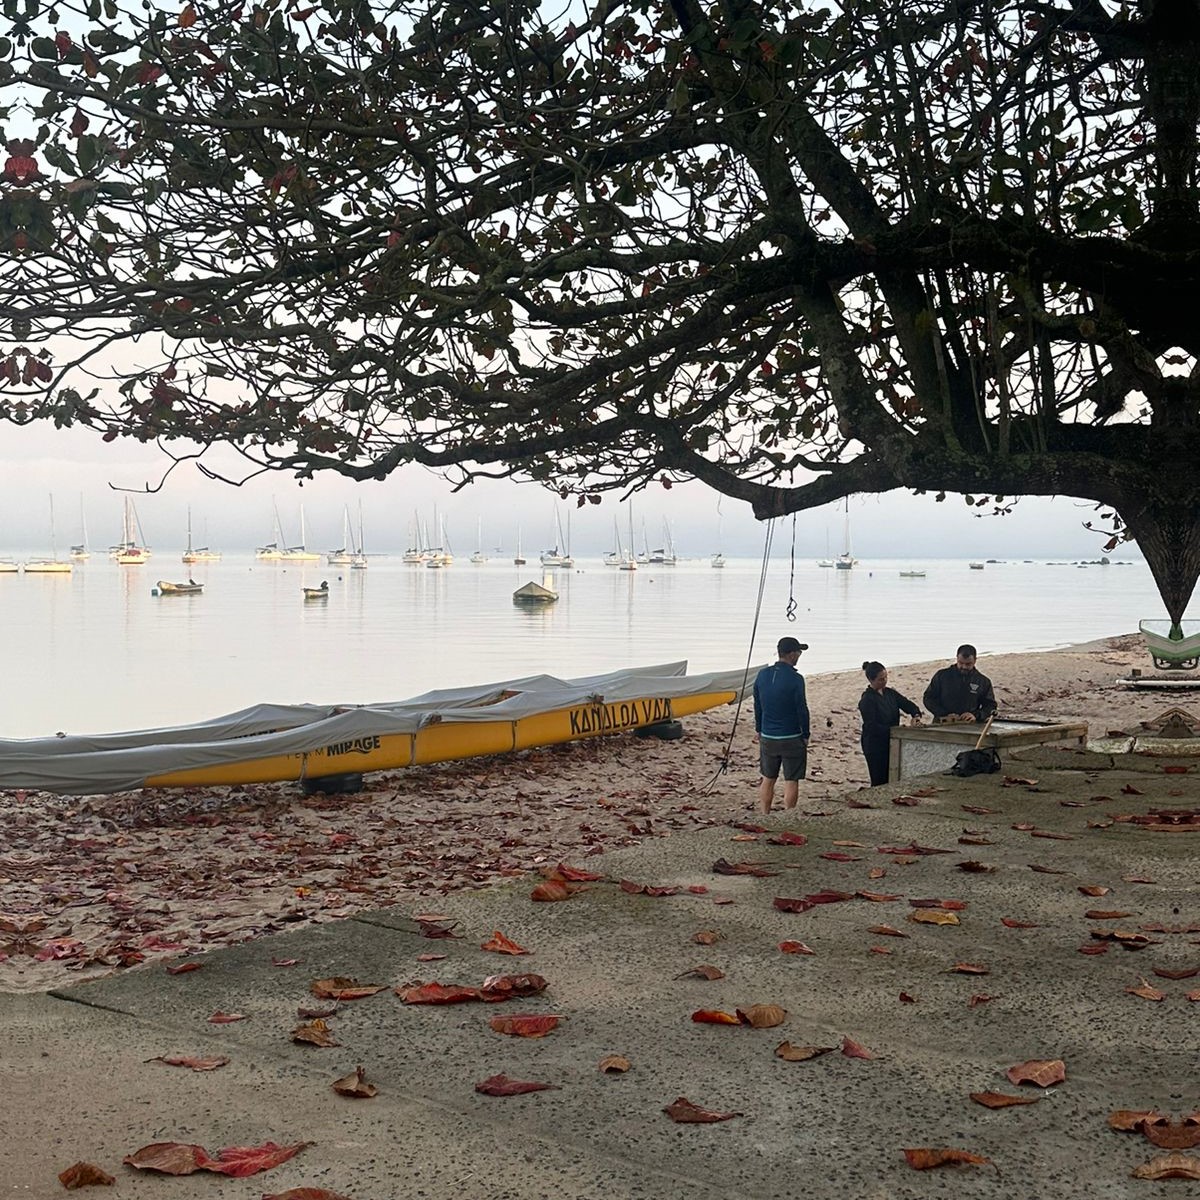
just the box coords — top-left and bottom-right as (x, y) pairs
(0, 662), (753, 795)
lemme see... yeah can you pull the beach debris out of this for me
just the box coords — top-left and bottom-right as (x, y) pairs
(737, 1004), (786, 1028)
(291, 1019), (339, 1047)
(207, 1011), (247, 1023)
(957, 860), (994, 873)
(841, 1036), (874, 1059)
(123, 1140), (307, 1177)
(692, 929), (724, 944)
(778, 940), (816, 954)
(909, 910), (958, 926)
(663, 1097), (742, 1123)
(692, 1009), (740, 1024)
(967, 994), (995, 1007)
(263, 1189), (354, 1200)
(481, 931), (530, 955)
(899, 992), (917, 1003)
(58, 1161), (115, 1188)
(767, 831), (807, 846)
(165, 961), (203, 975)
(530, 879), (576, 902)
(909, 897), (968, 910)
(1132, 1153), (1200, 1180)
(902, 1148), (992, 1171)
(970, 1091), (1039, 1109)
(950, 962), (989, 975)
(775, 1042), (835, 1061)
(1126, 977), (1166, 1001)
(551, 862), (605, 881)
(711, 858), (777, 877)
(489, 1014), (561, 1038)
(868, 925), (908, 938)
(857, 890), (900, 902)
(1006, 1059), (1065, 1087)
(310, 977), (384, 1001)
(148, 1055), (229, 1071)
(599, 1054), (631, 1073)
(619, 880), (681, 895)
(675, 964), (724, 980)
(1000, 917), (1039, 928)
(331, 1065), (378, 1098)
(474, 1073), (559, 1096)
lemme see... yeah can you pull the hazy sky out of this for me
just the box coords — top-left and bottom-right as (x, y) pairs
(0, 421), (1133, 559)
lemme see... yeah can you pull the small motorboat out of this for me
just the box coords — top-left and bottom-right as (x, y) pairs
(154, 579), (203, 595)
(303, 581), (330, 600)
(513, 580), (558, 605)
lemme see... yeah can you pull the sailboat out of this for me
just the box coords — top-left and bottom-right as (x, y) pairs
(817, 526), (834, 568)
(403, 512), (427, 564)
(426, 511), (453, 567)
(470, 517), (488, 564)
(327, 506), (356, 565)
(24, 495), (73, 573)
(540, 507), (574, 568)
(182, 506), (221, 563)
(113, 497), (151, 564)
(835, 498), (857, 570)
(70, 496), (90, 560)
(711, 505), (725, 568)
(648, 519), (677, 565)
(258, 502), (319, 561)
(618, 505), (638, 571)
(350, 500), (368, 569)
(513, 525), (526, 566)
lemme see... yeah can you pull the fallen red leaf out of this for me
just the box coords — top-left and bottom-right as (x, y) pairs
(856, 891), (900, 902)
(1000, 917), (1039, 928)
(530, 880), (573, 902)
(395, 982), (482, 1005)
(950, 962), (989, 975)
(908, 898), (967, 910)
(310, 977), (384, 1001)
(820, 852), (861, 862)
(1085, 909), (1131, 920)
(1078, 885), (1111, 897)
(58, 1161), (116, 1188)
(767, 831), (807, 846)
(149, 1055), (229, 1071)
(123, 1141), (307, 1178)
(663, 1096), (742, 1123)
(1121, 784), (1145, 795)
(899, 992), (917, 1003)
(867, 925), (908, 938)
(474, 1073), (559, 1096)
(711, 858), (776, 877)
(773, 897), (816, 914)
(479, 973), (548, 999)
(902, 1147), (992, 1170)
(620, 880), (681, 895)
(804, 890), (855, 904)
(552, 862), (604, 881)
(778, 940), (816, 954)
(1154, 967), (1200, 980)
(207, 1011), (247, 1024)
(736, 1003), (786, 1028)
(263, 1190), (354, 1200)
(1127, 977), (1166, 1001)
(692, 929), (724, 944)
(970, 1091), (1039, 1109)
(1132, 1152), (1200, 1179)
(1006, 1059), (1065, 1087)
(165, 962), (203, 975)
(675, 964), (724, 979)
(291, 1019), (339, 1047)
(967, 993), (995, 1007)
(331, 1064), (378, 1098)
(598, 1054), (631, 1073)
(841, 1036), (874, 1059)
(489, 1014), (561, 1038)
(692, 1009), (740, 1024)
(775, 1042), (835, 1061)
(481, 931), (530, 956)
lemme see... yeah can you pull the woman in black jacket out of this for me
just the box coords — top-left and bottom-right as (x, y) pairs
(858, 661), (923, 786)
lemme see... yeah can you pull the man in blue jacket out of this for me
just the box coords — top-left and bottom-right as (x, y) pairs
(753, 635), (811, 814)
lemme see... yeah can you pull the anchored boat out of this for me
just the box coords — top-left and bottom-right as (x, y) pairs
(0, 662), (751, 795)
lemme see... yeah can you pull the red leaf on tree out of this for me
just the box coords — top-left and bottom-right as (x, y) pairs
(902, 1148), (992, 1170)
(663, 1096), (742, 1123)
(1006, 1059), (1066, 1087)
(489, 1014), (560, 1038)
(474, 1073), (559, 1096)
(481, 931), (530, 955)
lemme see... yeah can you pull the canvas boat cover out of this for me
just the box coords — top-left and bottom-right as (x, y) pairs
(0, 661), (756, 795)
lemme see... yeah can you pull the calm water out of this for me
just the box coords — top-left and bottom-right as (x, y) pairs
(0, 554), (1178, 738)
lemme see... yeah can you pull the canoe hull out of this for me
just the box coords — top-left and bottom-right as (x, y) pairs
(144, 690), (731, 788)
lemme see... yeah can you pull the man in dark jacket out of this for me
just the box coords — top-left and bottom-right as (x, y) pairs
(753, 636), (811, 814)
(923, 644), (997, 724)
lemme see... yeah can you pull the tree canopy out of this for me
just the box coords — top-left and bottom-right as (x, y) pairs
(3, 0), (1199, 620)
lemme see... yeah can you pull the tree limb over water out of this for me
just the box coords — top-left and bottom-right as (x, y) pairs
(2, 0), (1199, 620)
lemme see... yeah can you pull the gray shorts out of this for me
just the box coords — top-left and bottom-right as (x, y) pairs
(759, 735), (808, 781)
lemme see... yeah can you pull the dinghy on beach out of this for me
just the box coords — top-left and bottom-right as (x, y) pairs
(0, 662), (753, 795)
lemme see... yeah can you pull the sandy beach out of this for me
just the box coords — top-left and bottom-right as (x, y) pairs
(2, 632), (1182, 991)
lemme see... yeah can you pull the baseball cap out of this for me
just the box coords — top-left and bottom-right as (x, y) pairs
(777, 636), (808, 655)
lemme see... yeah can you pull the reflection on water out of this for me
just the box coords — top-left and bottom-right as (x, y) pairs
(0, 555), (1174, 737)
